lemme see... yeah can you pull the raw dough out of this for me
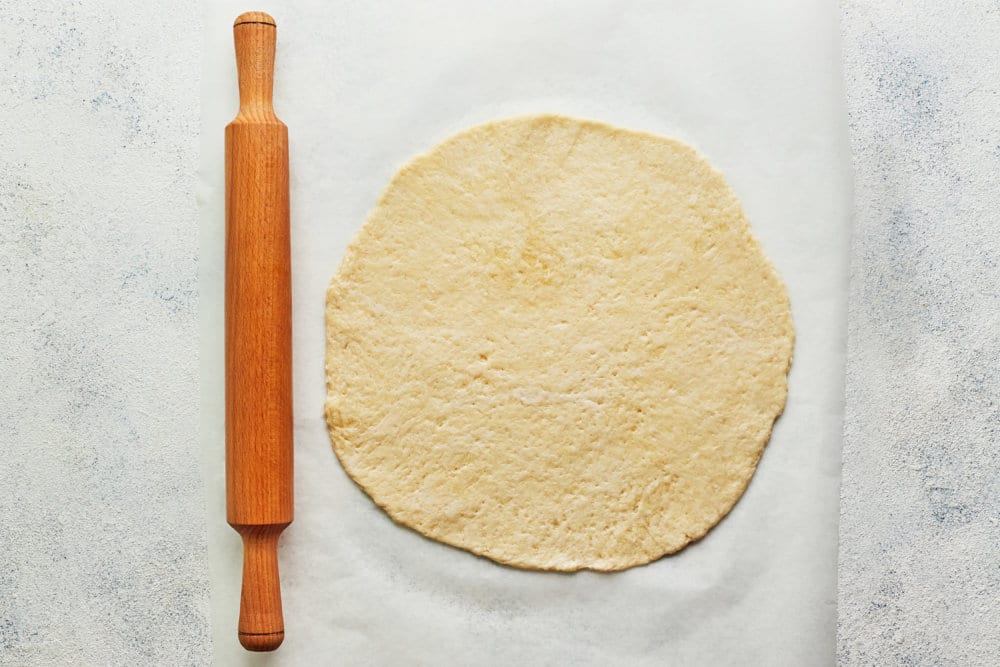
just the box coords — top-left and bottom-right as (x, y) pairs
(325, 114), (793, 571)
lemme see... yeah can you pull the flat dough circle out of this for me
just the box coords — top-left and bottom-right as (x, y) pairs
(326, 115), (793, 571)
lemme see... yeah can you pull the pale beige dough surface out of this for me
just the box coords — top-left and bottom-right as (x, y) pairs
(325, 114), (793, 571)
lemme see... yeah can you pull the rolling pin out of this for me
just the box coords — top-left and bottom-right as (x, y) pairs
(225, 11), (293, 652)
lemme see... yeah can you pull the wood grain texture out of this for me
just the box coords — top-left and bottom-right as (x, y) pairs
(225, 11), (292, 653)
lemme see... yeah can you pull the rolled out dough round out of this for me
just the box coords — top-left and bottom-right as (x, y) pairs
(326, 114), (793, 571)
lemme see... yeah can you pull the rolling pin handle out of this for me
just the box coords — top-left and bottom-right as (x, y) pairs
(235, 524), (288, 652)
(233, 12), (277, 113)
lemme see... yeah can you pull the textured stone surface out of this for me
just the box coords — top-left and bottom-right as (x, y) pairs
(0, 2), (210, 664)
(838, 1), (1000, 664)
(19, 0), (994, 662)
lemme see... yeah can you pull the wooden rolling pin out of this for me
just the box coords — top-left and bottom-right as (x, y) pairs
(225, 11), (293, 653)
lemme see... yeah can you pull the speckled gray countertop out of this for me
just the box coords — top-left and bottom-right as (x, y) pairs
(0, 2), (210, 664)
(838, 1), (1000, 664)
(1, 1), (998, 665)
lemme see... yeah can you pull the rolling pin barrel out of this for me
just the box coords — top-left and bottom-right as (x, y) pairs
(225, 11), (292, 653)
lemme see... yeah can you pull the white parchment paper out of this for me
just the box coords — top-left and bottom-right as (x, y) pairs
(200, 1), (852, 664)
